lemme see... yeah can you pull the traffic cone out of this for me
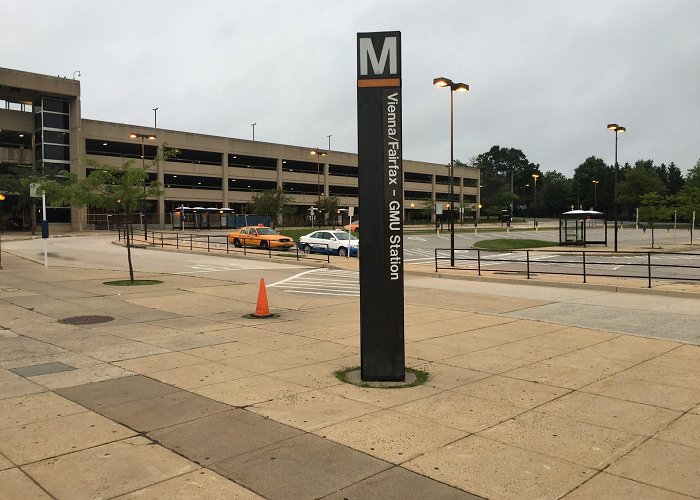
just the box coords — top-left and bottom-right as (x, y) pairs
(253, 278), (272, 317)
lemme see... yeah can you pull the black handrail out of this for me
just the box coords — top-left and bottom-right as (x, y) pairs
(117, 228), (336, 263)
(434, 248), (700, 288)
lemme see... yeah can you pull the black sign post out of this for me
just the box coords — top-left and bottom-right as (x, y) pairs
(357, 31), (405, 381)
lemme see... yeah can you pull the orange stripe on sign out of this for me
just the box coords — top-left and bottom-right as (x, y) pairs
(357, 78), (401, 88)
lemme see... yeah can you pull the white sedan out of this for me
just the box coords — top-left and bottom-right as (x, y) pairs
(298, 230), (359, 257)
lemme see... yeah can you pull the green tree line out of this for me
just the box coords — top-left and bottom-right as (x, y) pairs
(471, 145), (700, 224)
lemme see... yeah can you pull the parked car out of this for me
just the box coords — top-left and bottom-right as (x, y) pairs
(227, 225), (295, 250)
(298, 230), (359, 257)
(343, 221), (360, 232)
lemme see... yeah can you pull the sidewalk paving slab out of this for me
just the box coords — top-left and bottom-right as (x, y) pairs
(211, 433), (392, 500)
(22, 436), (199, 500)
(562, 472), (695, 500)
(405, 434), (595, 500)
(0, 468), (52, 500)
(56, 374), (181, 409)
(1, 244), (699, 499)
(606, 438), (700, 497)
(114, 468), (265, 499)
(321, 466), (485, 500)
(0, 410), (136, 465)
(149, 409), (303, 466)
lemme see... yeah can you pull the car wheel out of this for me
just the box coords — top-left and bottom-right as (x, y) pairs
(338, 247), (347, 257)
(260, 241), (268, 248)
(303, 244), (311, 254)
(233, 238), (242, 248)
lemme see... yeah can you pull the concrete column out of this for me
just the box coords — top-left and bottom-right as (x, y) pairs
(323, 162), (329, 198)
(222, 152), (229, 208)
(276, 158), (283, 189)
(157, 144), (165, 228)
(431, 174), (436, 223)
(69, 95), (83, 230)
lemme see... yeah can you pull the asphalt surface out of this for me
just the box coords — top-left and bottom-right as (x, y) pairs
(4, 234), (699, 345)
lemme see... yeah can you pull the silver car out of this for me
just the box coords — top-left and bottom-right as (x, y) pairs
(298, 230), (359, 257)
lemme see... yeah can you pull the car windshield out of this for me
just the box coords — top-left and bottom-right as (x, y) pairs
(332, 232), (358, 240)
(255, 228), (278, 235)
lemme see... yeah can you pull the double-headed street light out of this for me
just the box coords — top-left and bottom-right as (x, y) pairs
(532, 173), (539, 229)
(129, 133), (156, 238)
(310, 149), (327, 227)
(607, 123), (626, 252)
(129, 133), (157, 168)
(433, 76), (469, 267)
(592, 179), (599, 210)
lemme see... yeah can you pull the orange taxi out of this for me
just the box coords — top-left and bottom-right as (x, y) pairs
(343, 221), (360, 232)
(227, 224), (295, 250)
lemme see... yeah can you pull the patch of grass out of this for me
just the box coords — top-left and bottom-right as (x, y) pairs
(473, 239), (555, 250)
(103, 279), (163, 286)
(334, 366), (429, 389)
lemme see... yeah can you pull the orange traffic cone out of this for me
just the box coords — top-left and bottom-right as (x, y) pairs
(253, 278), (273, 317)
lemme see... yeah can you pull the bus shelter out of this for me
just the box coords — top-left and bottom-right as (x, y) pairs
(172, 207), (234, 230)
(559, 210), (607, 246)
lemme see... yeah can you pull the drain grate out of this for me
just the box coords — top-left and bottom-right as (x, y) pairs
(59, 315), (114, 325)
(11, 362), (76, 377)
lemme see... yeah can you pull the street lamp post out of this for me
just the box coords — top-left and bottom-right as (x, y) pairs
(153, 107), (158, 128)
(532, 174), (539, 229)
(251, 123), (256, 141)
(310, 149), (327, 228)
(592, 179), (599, 210)
(409, 202), (414, 225)
(607, 123), (626, 252)
(433, 76), (469, 267)
(129, 133), (156, 239)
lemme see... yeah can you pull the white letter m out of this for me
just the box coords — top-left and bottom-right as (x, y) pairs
(359, 37), (397, 76)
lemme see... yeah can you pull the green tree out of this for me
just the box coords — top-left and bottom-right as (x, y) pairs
(0, 163), (32, 229)
(665, 162), (685, 195)
(1, 162), (71, 233)
(638, 193), (672, 248)
(420, 197), (435, 221)
(572, 157), (612, 212)
(541, 171), (573, 216)
(317, 195), (340, 227)
(247, 188), (293, 228)
(481, 190), (516, 220)
(685, 159), (700, 190)
(69, 159), (162, 282)
(617, 160), (666, 217)
(65, 145), (177, 282)
(471, 146), (539, 217)
(654, 162), (685, 195)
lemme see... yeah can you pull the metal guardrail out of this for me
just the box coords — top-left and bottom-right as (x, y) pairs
(116, 227), (331, 263)
(434, 248), (700, 288)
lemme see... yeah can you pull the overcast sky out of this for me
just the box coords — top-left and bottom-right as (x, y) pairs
(4, 1), (699, 176)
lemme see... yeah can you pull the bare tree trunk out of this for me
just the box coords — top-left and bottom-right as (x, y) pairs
(125, 214), (134, 282)
(651, 226), (655, 249)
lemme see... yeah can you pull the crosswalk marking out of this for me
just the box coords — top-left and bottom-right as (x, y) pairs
(269, 268), (360, 296)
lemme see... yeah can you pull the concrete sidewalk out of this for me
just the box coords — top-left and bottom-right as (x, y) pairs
(0, 249), (699, 499)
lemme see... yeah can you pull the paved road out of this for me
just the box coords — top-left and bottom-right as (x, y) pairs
(403, 228), (700, 282)
(3, 235), (310, 286)
(5, 235), (699, 344)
